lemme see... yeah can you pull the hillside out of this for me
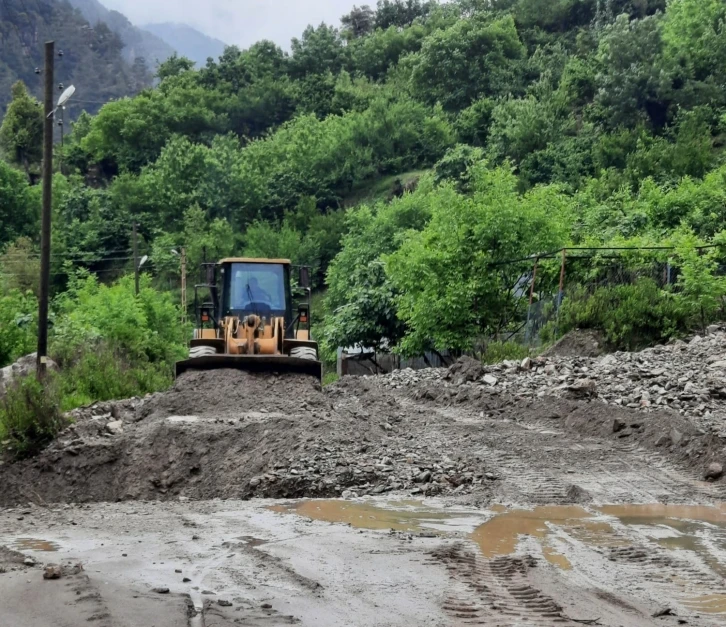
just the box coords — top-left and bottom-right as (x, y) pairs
(0, 0), (151, 115)
(66, 0), (175, 68)
(142, 22), (227, 66)
(2, 0), (726, 385)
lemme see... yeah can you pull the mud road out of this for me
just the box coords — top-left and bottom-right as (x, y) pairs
(1, 333), (725, 626)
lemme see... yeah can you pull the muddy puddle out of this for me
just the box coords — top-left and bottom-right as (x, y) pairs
(11, 538), (60, 552)
(272, 499), (726, 613)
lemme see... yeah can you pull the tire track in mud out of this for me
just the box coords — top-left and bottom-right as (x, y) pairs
(431, 544), (576, 625)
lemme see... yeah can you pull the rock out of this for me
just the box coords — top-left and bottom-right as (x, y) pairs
(482, 374), (498, 386)
(152, 587), (170, 594)
(249, 476), (262, 488)
(707, 324), (721, 335)
(183, 577), (191, 583)
(0, 353), (58, 398)
(42, 564), (62, 580)
(217, 599), (233, 607)
(261, 603), (273, 609)
(705, 462), (723, 480)
(652, 607), (675, 617)
(544, 364), (557, 375)
(105, 420), (123, 436)
(565, 379), (597, 398)
(708, 360), (726, 369)
(612, 418), (626, 433)
(416, 470), (432, 483)
(670, 428), (684, 446)
(484, 473), (499, 481)
(520, 357), (532, 371)
(600, 354), (618, 367)
(445, 356), (484, 383)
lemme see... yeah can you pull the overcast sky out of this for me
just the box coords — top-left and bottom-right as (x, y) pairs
(101, 0), (358, 49)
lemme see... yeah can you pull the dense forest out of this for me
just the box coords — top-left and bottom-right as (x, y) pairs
(2, 0), (726, 415)
(0, 0), (152, 114)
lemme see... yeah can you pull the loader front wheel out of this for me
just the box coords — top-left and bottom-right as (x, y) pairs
(189, 345), (218, 359)
(289, 346), (317, 361)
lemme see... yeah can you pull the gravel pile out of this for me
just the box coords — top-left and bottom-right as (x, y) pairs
(370, 327), (726, 436)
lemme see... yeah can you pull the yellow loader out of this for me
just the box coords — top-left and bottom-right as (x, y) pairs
(175, 258), (322, 380)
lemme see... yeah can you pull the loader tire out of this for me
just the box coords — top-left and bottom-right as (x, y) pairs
(189, 345), (218, 359)
(290, 346), (317, 361)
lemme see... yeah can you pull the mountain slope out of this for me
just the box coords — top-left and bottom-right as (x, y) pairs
(66, 0), (175, 69)
(142, 22), (227, 67)
(0, 0), (151, 115)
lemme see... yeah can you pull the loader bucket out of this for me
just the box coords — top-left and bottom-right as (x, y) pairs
(175, 354), (323, 381)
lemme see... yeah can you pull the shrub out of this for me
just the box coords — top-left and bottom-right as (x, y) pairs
(550, 280), (686, 350)
(57, 344), (173, 411)
(481, 341), (530, 365)
(0, 375), (66, 459)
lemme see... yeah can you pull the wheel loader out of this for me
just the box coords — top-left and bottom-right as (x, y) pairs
(175, 258), (323, 380)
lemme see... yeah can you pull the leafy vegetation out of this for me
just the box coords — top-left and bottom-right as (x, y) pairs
(4, 0), (726, 449)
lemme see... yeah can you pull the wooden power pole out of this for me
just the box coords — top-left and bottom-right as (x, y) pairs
(37, 41), (54, 378)
(180, 247), (187, 325)
(132, 222), (139, 296)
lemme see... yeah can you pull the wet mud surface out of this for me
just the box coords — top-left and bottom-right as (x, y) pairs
(0, 355), (724, 624)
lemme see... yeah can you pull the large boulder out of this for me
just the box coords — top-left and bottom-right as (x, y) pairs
(0, 353), (58, 398)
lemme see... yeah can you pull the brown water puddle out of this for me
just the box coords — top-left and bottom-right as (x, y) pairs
(470, 505), (593, 570)
(12, 538), (60, 552)
(269, 501), (452, 532)
(271, 499), (726, 605)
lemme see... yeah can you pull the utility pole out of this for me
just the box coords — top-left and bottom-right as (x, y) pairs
(37, 41), (54, 379)
(132, 222), (140, 296)
(180, 247), (187, 325)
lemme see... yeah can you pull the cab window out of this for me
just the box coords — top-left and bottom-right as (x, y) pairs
(229, 263), (286, 312)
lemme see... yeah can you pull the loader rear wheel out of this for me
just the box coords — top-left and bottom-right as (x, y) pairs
(189, 345), (218, 359)
(290, 346), (317, 361)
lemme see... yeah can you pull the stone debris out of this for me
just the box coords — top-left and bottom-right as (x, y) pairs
(42, 564), (62, 580)
(378, 328), (726, 437)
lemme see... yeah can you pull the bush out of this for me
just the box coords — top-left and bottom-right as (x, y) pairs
(57, 344), (173, 411)
(550, 280), (686, 350)
(0, 375), (66, 459)
(481, 341), (530, 365)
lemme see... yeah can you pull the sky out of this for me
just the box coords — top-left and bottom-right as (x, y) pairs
(101, 0), (359, 49)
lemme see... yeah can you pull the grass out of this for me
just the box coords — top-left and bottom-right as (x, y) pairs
(480, 341), (531, 365)
(343, 170), (430, 208)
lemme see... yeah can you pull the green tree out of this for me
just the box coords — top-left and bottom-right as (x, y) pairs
(410, 14), (525, 111)
(0, 82), (43, 181)
(0, 160), (37, 247)
(387, 164), (572, 355)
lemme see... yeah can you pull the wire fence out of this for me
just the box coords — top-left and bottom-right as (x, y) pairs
(503, 245), (722, 349)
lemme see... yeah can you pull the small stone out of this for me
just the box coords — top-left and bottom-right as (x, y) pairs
(152, 587), (170, 594)
(201, 590), (216, 595)
(42, 564), (62, 579)
(249, 476), (262, 488)
(520, 357), (532, 371)
(192, 535), (200, 540)
(708, 360), (726, 369)
(416, 470), (432, 483)
(612, 418), (626, 433)
(652, 607), (675, 617)
(217, 599), (233, 607)
(175, 569), (182, 573)
(23, 557), (36, 566)
(705, 462), (723, 480)
(183, 577), (191, 583)
(261, 603), (273, 609)
(483, 374), (498, 386)
(485, 473), (499, 481)
(105, 420), (123, 435)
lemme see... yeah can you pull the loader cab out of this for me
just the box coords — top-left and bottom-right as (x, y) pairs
(219, 259), (294, 326)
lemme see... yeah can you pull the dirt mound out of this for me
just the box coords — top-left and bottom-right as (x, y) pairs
(541, 329), (605, 358)
(444, 356), (484, 384)
(139, 369), (328, 420)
